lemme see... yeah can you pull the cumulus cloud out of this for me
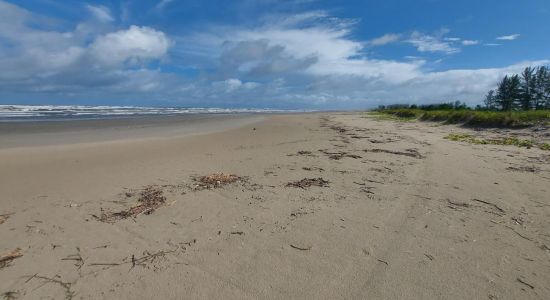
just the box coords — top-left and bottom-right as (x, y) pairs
(90, 26), (171, 66)
(0, 1), (172, 97)
(219, 39), (318, 78)
(0, 1), (545, 109)
(497, 34), (520, 40)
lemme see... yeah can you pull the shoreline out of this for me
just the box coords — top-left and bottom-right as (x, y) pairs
(0, 113), (271, 150)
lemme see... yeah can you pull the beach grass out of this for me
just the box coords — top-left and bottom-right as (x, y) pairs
(444, 133), (550, 150)
(372, 109), (550, 127)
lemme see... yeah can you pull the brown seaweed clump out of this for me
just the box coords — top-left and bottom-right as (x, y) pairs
(195, 173), (241, 189)
(286, 178), (329, 189)
(97, 186), (167, 223)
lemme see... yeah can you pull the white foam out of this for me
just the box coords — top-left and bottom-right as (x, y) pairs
(0, 105), (306, 121)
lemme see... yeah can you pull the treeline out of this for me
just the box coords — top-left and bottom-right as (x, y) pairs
(378, 65), (550, 112)
(378, 101), (468, 111)
(484, 66), (550, 111)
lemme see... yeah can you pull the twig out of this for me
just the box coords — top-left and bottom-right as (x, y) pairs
(290, 244), (312, 251)
(377, 259), (389, 265)
(88, 263), (121, 266)
(191, 216), (203, 222)
(472, 198), (505, 213)
(24, 273), (38, 283)
(517, 277), (535, 289)
(505, 226), (533, 241)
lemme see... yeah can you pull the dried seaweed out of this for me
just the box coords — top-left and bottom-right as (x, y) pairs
(319, 150), (362, 160)
(194, 173), (242, 189)
(286, 178), (329, 189)
(0, 213), (13, 225)
(364, 148), (424, 159)
(0, 248), (23, 269)
(97, 186), (167, 223)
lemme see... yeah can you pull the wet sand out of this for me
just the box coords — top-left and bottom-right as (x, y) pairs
(1, 113), (549, 299)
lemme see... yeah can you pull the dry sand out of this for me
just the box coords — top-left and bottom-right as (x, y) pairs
(1, 113), (549, 299)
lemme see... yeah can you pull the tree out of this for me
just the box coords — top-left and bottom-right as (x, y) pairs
(495, 75), (521, 111)
(484, 90), (496, 109)
(519, 67), (535, 110)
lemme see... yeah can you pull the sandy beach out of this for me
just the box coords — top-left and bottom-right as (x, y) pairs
(1, 112), (549, 299)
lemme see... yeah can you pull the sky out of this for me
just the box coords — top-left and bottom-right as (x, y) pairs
(0, 0), (549, 109)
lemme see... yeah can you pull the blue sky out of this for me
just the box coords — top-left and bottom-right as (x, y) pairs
(1, 0), (548, 109)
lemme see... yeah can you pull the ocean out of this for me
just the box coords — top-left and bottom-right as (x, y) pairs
(0, 105), (301, 122)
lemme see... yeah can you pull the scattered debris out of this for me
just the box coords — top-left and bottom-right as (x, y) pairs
(194, 173), (242, 189)
(447, 199), (470, 208)
(96, 186), (167, 223)
(286, 178), (329, 189)
(23, 275), (74, 300)
(302, 167), (325, 172)
(0, 213), (13, 225)
(230, 231), (244, 235)
(506, 165), (539, 173)
(364, 148), (424, 159)
(131, 249), (175, 269)
(191, 216), (203, 223)
(511, 216), (524, 225)
(472, 198), (505, 214)
(289, 150), (316, 157)
(329, 125), (347, 133)
(517, 277), (535, 289)
(0, 248), (23, 269)
(319, 149), (362, 160)
(1, 291), (19, 300)
(290, 244), (312, 251)
(61, 252), (84, 270)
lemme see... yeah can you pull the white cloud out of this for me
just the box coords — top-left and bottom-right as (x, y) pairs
(0, 1), (546, 109)
(366, 33), (401, 46)
(484, 43), (501, 46)
(444, 37), (461, 42)
(86, 4), (114, 23)
(461, 40), (479, 46)
(497, 34), (520, 40)
(0, 1), (172, 97)
(407, 31), (460, 54)
(90, 26), (171, 66)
